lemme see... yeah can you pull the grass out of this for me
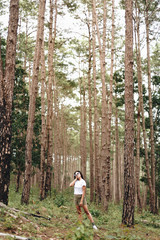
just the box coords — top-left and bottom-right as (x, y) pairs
(0, 184), (159, 239)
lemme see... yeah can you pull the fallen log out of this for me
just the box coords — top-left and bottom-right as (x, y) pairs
(140, 219), (160, 227)
(0, 202), (51, 220)
(0, 232), (32, 240)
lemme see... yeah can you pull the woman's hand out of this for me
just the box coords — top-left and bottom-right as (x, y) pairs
(69, 178), (77, 187)
(79, 201), (83, 207)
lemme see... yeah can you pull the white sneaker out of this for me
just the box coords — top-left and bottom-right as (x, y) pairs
(92, 224), (98, 230)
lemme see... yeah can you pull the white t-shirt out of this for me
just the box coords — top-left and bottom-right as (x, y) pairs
(74, 179), (86, 195)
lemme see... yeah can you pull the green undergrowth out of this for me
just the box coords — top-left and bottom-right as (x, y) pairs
(0, 184), (159, 240)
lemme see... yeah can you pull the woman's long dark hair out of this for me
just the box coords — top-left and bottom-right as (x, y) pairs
(74, 170), (84, 179)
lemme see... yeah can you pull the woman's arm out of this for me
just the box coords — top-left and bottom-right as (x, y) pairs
(80, 186), (86, 206)
(69, 178), (77, 187)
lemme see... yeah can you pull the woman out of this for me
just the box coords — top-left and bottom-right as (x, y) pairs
(69, 170), (98, 230)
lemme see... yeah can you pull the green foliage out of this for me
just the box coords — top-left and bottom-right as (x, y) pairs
(0, 0), (7, 16)
(113, 70), (125, 108)
(71, 222), (94, 240)
(63, 0), (79, 12)
(90, 208), (101, 218)
(20, 0), (38, 18)
(3, 217), (15, 230)
(4, 184), (160, 239)
(11, 63), (41, 177)
(54, 194), (66, 207)
(0, 37), (6, 68)
(11, 65), (29, 173)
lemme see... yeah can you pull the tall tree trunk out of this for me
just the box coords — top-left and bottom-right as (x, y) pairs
(119, 144), (124, 200)
(57, 108), (62, 188)
(87, 20), (94, 202)
(145, 0), (156, 213)
(45, 0), (54, 197)
(80, 76), (83, 173)
(115, 104), (120, 204)
(92, 0), (99, 203)
(134, 6), (143, 211)
(82, 77), (87, 180)
(135, 2), (155, 213)
(135, 102), (142, 211)
(53, 81), (59, 189)
(21, 0), (46, 204)
(93, 0), (109, 210)
(122, 0), (135, 227)
(16, 167), (21, 193)
(0, 0), (19, 205)
(106, 0), (115, 203)
(40, 40), (47, 200)
(61, 117), (67, 191)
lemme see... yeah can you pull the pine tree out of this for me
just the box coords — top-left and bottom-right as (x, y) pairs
(0, 0), (19, 205)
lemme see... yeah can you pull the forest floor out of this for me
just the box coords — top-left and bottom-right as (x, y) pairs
(0, 185), (160, 240)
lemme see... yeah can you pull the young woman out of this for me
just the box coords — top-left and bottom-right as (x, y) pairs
(69, 170), (98, 230)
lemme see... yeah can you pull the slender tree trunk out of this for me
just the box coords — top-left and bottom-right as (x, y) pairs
(120, 144), (124, 200)
(134, 7), (143, 211)
(45, 0), (54, 197)
(115, 105), (120, 204)
(135, 102), (143, 211)
(16, 167), (21, 193)
(80, 76), (83, 173)
(40, 40), (47, 200)
(87, 20), (94, 202)
(53, 81), (60, 189)
(135, 3), (155, 213)
(57, 110), (62, 188)
(53, 84), (58, 189)
(106, 0), (115, 203)
(145, 0), (156, 213)
(82, 77), (87, 180)
(92, 0), (99, 203)
(122, 0), (135, 227)
(93, 0), (109, 210)
(61, 117), (67, 191)
(112, 143), (115, 202)
(0, 0), (19, 205)
(21, 0), (46, 204)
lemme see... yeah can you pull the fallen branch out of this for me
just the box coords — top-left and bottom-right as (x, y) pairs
(0, 232), (32, 240)
(140, 219), (160, 227)
(0, 202), (51, 220)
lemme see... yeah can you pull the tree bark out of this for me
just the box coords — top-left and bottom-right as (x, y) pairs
(21, 0), (46, 204)
(145, 0), (156, 213)
(135, 2), (155, 213)
(93, 0), (109, 210)
(45, 0), (54, 197)
(122, 0), (135, 227)
(61, 116), (67, 191)
(136, 103), (143, 210)
(53, 80), (60, 189)
(0, 0), (19, 205)
(40, 40), (47, 200)
(87, 20), (94, 202)
(16, 167), (21, 193)
(115, 104), (120, 204)
(82, 76), (87, 180)
(106, 0), (115, 203)
(92, 0), (100, 203)
(134, 6), (143, 211)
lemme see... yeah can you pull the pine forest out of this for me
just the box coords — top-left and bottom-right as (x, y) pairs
(0, 0), (159, 239)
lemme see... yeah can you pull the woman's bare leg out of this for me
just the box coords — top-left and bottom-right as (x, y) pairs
(82, 205), (94, 223)
(76, 205), (82, 223)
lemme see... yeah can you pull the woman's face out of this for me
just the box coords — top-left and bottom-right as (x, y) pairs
(76, 172), (81, 179)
